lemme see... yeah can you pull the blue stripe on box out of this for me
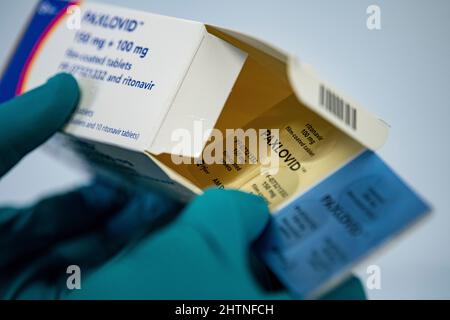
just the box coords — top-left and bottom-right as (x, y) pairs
(0, 0), (71, 103)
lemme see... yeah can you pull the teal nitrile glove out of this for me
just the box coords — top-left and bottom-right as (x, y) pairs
(60, 189), (290, 299)
(0, 73), (366, 300)
(0, 73), (79, 176)
(58, 189), (366, 300)
(0, 179), (180, 299)
(0, 74), (180, 299)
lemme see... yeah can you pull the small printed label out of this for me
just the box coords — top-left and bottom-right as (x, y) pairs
(258, 150), (429, 298)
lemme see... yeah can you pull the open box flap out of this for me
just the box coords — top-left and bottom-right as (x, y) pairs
(205, 25), (390, 150)
(147, 32), (247, 158)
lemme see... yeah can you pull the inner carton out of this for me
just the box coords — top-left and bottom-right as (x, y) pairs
(152, 27), (365, 210)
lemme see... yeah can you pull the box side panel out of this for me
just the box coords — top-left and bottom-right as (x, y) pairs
(49, 133), (196, 202)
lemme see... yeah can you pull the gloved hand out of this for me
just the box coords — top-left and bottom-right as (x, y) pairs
(0, 73), (180, 298)
(0, 73), (79, 176)
(59, 188), (366, 300)
(0, 73), (366, 300)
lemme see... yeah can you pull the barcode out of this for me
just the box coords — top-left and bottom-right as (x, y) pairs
(319, 84), (357, 130)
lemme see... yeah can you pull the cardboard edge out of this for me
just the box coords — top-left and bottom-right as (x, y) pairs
(149, 31), (247, 158)
(287, 56), (390, 150)
(205, 25), (389, 150)
(145, 151), (203, 195)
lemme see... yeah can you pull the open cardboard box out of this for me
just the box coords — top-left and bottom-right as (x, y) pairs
(1, 0), (433, 298)
(0, 1), (389, 209)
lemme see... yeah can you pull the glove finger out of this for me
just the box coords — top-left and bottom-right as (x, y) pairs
(4, 190), (181, 299)
(0, 73), (79, 177)
(320, 275), (366, 300)
(176, 188), (270, 268)
(105, 189), (182, 242)
(0, 178), (129, 270)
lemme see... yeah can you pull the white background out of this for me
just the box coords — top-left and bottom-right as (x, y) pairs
(0, 0), (449, 299)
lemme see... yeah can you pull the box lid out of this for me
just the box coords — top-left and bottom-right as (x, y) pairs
(204, 25), (390, 151)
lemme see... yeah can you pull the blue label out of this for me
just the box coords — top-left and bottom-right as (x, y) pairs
(258, 150), (430, 298)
